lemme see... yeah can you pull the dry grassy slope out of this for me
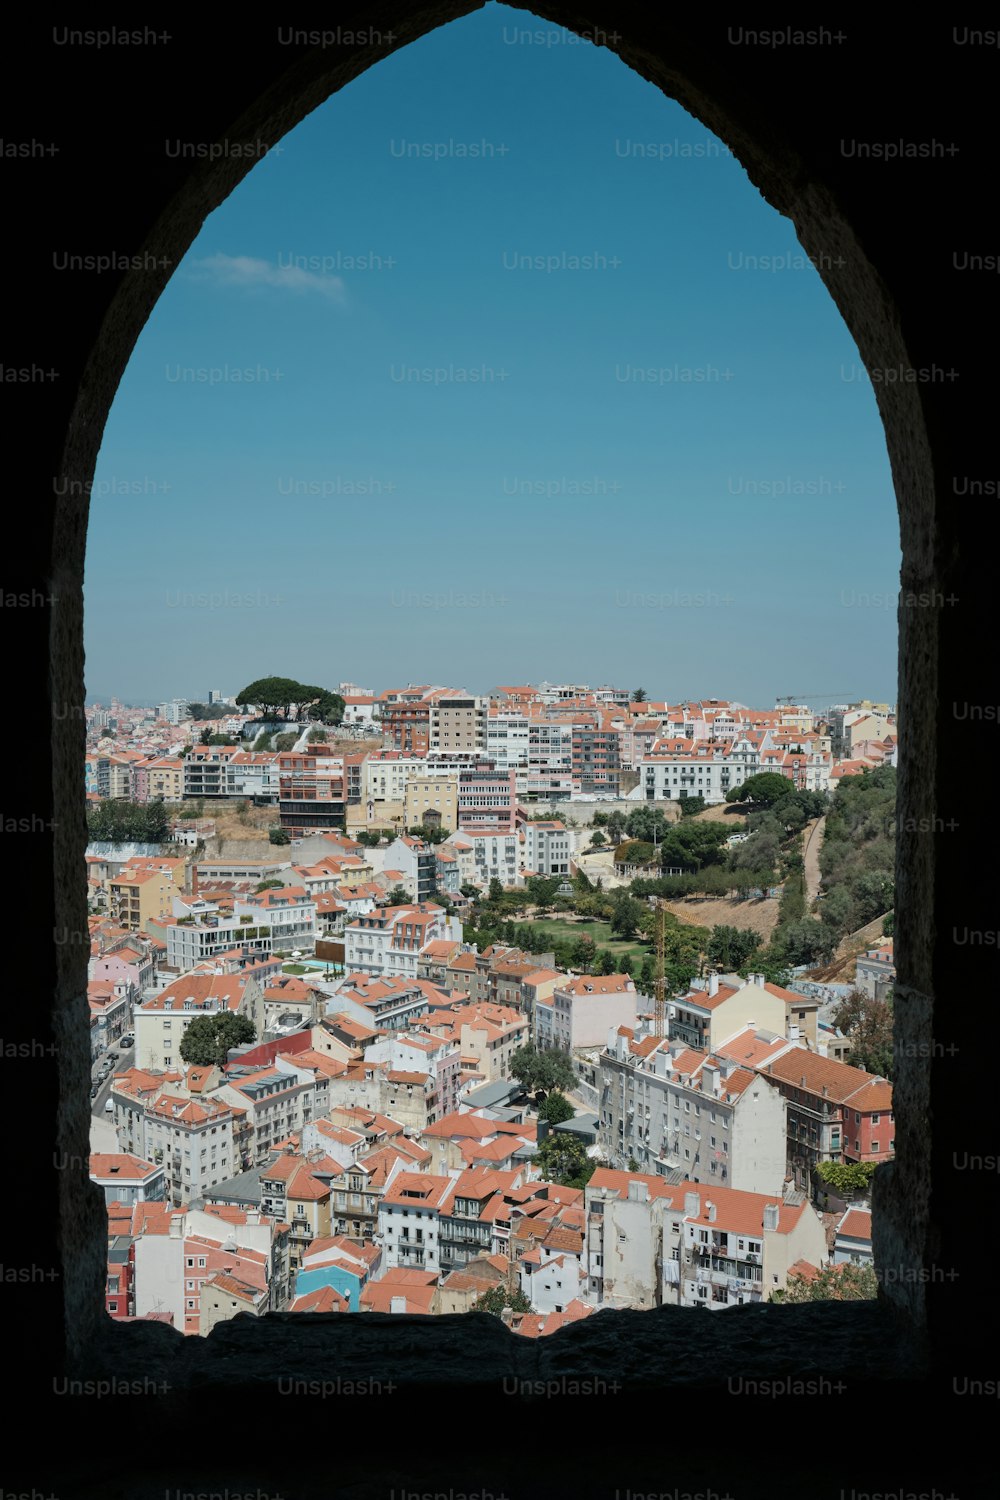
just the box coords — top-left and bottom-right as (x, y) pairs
(659, 893), (782, 941)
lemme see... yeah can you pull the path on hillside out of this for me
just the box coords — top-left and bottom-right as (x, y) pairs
(803, 816), (826, 911)
(804, 911), (892, 983)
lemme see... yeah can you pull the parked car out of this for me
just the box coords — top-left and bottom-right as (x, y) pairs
(104, 1098), (115, 1113)
(120, 1034), (134, 1049)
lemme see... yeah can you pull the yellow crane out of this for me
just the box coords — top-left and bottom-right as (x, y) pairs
(654, 899), (669, 1039)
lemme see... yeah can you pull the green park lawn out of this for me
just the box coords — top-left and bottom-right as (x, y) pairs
(521, 916), (652, 963)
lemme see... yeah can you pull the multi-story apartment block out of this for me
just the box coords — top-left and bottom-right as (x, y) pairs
(447, 828), (520, 889)
(278, 750), (345, 834)
(182, 745), (240, 799)
(343, 903), (462, 979)
(457, 763), (519, 832)
(89, 1152), (166, 1207)
(364, 1030), (462, 1119)
(537, 974), (638, 1053)
(134, 971), (263, 1073)
(403, 774), (459, 832)
(753, 1049), (894, 1191)
(599, 1029), (787, 1192)
(378, 1172), (455, 1274)
(327, 973), (438, 1033)
(369, 836), (439, 902)
(161, 887), (317, 970)
(572, 716), (622, 794)
(524, 718), (575, 799)
(222, 751), (279, 802)
(378, 686), (439, 753)
(428, 695), (488, 755)
(108, 856), (187, 931)
(668, 973), (788, 1053)
(584, 1169), (828, 1311)
(145, 756), (185, 802)
(519, 819), (571, 877)
(141, 1093), (238, 1207)
(215, 1065), (323, 1167)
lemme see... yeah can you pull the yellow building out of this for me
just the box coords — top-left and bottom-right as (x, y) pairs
(107, 857), (187, 930)
(404, 775), (458, 832)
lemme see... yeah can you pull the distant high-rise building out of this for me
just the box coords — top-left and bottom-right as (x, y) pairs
(208, 690), (224, 704)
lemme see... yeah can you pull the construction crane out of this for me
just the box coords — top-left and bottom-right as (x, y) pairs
(776, 693), (854, 706)
(654, 900), (669, 1039)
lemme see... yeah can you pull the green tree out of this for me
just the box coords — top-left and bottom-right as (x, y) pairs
(597, 949), (617, 975)
(307, 727), (328, 743)
(511, 1045), (575, 1094)
(590, 830), (606, 847)
(609, 895), (645, 940)
(631, 687), (648, 703)
(268, 827), (290, 845)
(384, 885), (413, 907)
(255, 879), (285, 893)
(607, 811), (626, 845)
(814, 1160), (878, 1196)
(707, 925), (761, 971)
(488, 876), (505, 904)
(534, 1133), (595, 1189)
(87, 798), (169, 844)
(407, 823), (451, 844)
(676, 795), (706, 817)
(569, 934), (597, 969)
(775, 920), (836, 966)
(525, 875), (561, 913)
(771, 1262), (878, 1303)
(727, 773), (794, 809)
(179, 1012), (256, 1067)
(625, 807), (668, 844)
(616, 953), (634, 975)
(472, 1284), (532, 1316)
(460, 883), (480, 899)
(831, 989), (894, 1077)
(539, 1090), (574, 1124)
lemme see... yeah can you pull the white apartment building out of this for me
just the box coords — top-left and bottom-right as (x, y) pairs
(446, 829), (520, 890)
(163, 888), (317, 970)
(133, 972), (263, 1073)
(538, 974), (638, 1052)
(584, 1170), (828, 1310)
(599, 1029), (787, 1193)
(343, 904), (463, 979)
(141, 1092), (238, 1206)
(520, 820), (572, 877)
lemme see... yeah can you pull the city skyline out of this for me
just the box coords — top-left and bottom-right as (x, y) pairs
(84, 7), (900, 705)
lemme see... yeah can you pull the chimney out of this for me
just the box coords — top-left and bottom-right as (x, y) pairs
(708, 974), (719, 997)
(752, 972), (765, 988)
(706, 1201), (716, 1223)
(763, 1204), (780, 1232)
(168, 1215), (184, 1239)
(190, 863), (199, 900)
(389, 1295), (407, 1315)
(627, 1180), (649, 1204)
(684, 1191), (700, 1218)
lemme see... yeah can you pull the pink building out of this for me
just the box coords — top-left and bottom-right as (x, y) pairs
(458, 763), (519, 832)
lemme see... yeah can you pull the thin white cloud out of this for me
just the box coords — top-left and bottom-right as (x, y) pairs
(190, 252), (347, 303)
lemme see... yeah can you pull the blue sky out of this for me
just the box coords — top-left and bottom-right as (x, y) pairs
(85, 3), (900, 708)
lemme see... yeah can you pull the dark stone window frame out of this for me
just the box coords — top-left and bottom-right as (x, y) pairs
(7, 7), (994, 1491)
